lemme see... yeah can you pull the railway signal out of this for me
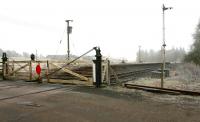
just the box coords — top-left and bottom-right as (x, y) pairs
(161, 4), (173, 88)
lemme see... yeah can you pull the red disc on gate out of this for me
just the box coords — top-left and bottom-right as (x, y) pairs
(36, 64), (41, 75)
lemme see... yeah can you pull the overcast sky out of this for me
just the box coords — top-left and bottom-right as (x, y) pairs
(0, 0), (200, 61)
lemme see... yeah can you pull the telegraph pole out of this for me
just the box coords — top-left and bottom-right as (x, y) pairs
(65, 20), (73, 60)
(161, 4), (172, 88)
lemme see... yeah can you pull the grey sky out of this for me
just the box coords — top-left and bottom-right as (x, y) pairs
(0, 0), (200, 61)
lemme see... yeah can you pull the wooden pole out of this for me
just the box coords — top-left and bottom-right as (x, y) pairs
(2, 53), (8, 80)
(29, 61), (32, 81)
(105, 59), (111, 85)
(46, 60), (50, 82)
(12, 60), (15, 76)
(2, 62), (6, 80)
(6, 62), (8, 75)
(2, 62), (8, 79)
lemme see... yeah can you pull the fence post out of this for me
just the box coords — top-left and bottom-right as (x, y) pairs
(6, 60), (9, 75)
(2, 53), (8, 80)
(2, 62), (6, 80)
(94, 47), (102, 88)
(46, 60), (50, 82)
(29, 61), (32, 81)
(12, 60), (15, 76)
(105, 59), (111, 85)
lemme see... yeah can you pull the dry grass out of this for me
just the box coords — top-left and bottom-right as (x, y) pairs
(125, 63), (200, 92)
(174, 63), (200, 82)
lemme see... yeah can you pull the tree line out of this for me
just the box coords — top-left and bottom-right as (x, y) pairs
(0, 49), (36, 58)
(136, 47), (186, 63)
(184, 19), (200, 65)
(137, 19), (200, 64)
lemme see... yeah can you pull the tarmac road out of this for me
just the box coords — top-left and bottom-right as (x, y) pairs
(0, 80), (199, 122)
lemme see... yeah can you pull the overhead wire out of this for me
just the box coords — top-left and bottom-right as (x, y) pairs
(55, 24), (67, 58)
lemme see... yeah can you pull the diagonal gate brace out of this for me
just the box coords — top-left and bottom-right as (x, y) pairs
(50, 63), (90, 82)
(7, 63), (29, 76)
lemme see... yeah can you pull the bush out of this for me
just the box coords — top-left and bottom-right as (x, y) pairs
(176, 63), (200, 82)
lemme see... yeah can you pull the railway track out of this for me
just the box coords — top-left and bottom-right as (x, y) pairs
(50, 63), (163, 83)
(124, 83), (200, 96)
(2, 62), (167, 83)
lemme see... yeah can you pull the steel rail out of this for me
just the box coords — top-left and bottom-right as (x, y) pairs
(124, 83), (200, 96)
(0, 86), (71, 101)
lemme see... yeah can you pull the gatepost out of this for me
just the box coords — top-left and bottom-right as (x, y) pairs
(2, 53), (8, 80)
(93, 47), (102, 88)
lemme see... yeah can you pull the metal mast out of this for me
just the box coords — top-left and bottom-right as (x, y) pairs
(65, 20), (73, 60)
(161, 4), (172, 88)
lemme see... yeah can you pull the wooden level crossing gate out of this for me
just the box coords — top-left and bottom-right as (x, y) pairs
(1, 60), (96, 85)
(0, 59), (113, 85)
(2, 60), (48, 81)
(0, 47), (106, 87)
